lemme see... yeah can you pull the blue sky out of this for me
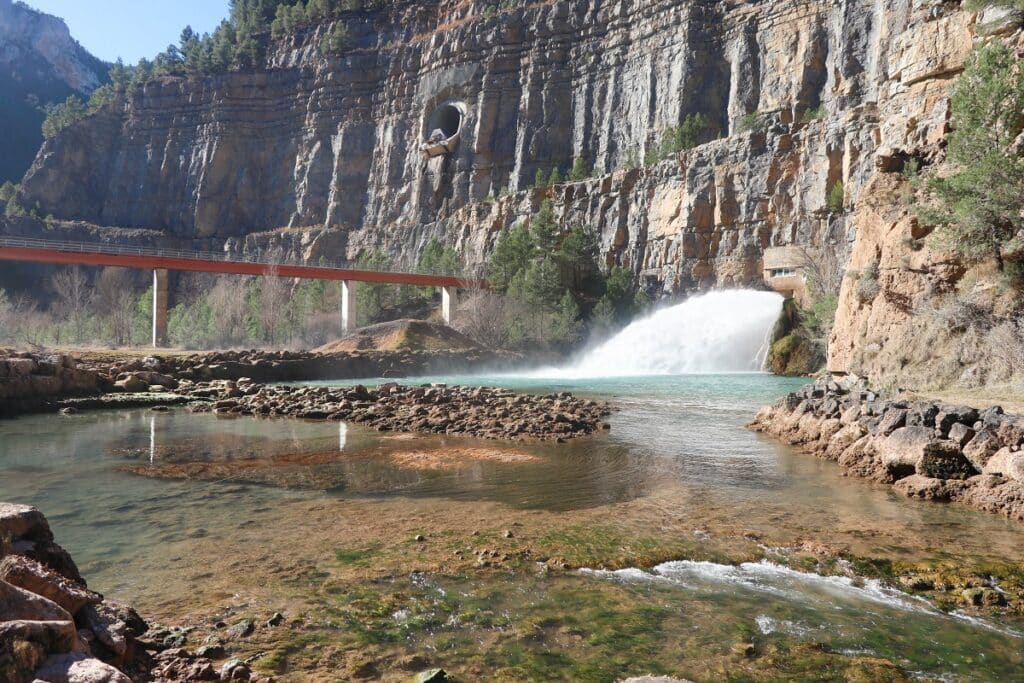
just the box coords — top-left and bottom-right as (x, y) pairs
(25, 1), (231, 64)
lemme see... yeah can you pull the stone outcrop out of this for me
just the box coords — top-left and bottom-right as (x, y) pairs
(0, 352), (101, 402)
(10, 0), (1001, 298)
(750, 376), (1024, 522)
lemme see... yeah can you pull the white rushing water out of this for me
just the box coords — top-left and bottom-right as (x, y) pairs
(540, 289), (784, 378)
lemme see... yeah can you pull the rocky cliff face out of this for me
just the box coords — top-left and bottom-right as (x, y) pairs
(0, 0), (107, 184)
(11, 0), (999, 297)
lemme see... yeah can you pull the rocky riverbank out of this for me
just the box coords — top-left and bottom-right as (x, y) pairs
(0, 348), (523, 418)
(750, 376), (1024, 522)
(0, 502), (246, 683)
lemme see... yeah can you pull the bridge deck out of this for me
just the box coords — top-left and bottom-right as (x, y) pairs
(0, 237), (482, 289)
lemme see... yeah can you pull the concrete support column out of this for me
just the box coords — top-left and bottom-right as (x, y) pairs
(341, 280), (357, 333)
(441, 285), (459, 325)
(152, 268), (169, 348)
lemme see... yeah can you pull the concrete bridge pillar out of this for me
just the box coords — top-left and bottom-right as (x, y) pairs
(152, 269), (169, 347)
(341, 281), (357, 333)
(441, 285), (459, 325)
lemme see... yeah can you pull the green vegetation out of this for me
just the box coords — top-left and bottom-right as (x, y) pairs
(918, 41), (1024, 272)
(41, 96), (88, 140)
(318, 22), (352, 54)
(483, 199), (644, 347)
(569, 157), (592, 181)
(800, 105), (826, 123)
(826, 180), (845, 213)
(0, 182), (17, 205)
(736, 110), (767, 134)
(855, 262), (881, 303)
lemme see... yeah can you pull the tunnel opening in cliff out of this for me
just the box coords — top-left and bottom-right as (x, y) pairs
(421, 102), (467, 159)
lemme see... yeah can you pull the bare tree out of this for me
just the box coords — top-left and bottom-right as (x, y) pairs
(257, 256), (292, 347)
(95, 267), (138, 346)
(51, 266), (93, 343)
(0, 292), (53, 349)
(208, 276), (250, 347)
(453, 290), (511, 349)
(797, 244), (845, 300)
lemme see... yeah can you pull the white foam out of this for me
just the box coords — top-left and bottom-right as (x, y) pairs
(532, 290), (784, 378)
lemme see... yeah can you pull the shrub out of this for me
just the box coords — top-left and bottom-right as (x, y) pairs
(569, 157), (591, 181)
(800, 105), (826, 123)
(827, 180), (845, 213)
(737, 111), (767, 134)
(855, 262), (880, 303)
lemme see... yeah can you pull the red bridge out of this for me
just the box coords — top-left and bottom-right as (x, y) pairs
(0, 236), (484, 347)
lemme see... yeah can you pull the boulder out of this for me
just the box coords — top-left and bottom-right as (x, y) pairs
(947, 422), (975, 448)
(113, 376), (148, 393)
(34, 652), (131, 683)
(0, 502), (54, 542)
(982, 448), (1024, 482)
(0, 579), (78, 653)
(916, 442), (976, 480)
(10, 537), (85, 584)
(878, 427), (937, 470)
(935, 406), (978, 436)
(78, 601), (147, 665)
(876, 407), (907, 436)
(0, 555), (101, 615)
(963, 429), (1002, 471)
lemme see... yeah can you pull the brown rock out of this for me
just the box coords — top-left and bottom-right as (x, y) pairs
(0, 555), (101, 616)
(0, 502), (54, 542)
(34, 652), (131, 683)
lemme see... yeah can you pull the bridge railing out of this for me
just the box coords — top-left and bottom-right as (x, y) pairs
(0, 235), (471, 279)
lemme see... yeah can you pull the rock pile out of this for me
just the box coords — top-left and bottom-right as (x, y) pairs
(186, 380), (612, 441)
(1, 503), (275, 682)
(0, 502), (146, 682)
(750, 376), (1024, 521)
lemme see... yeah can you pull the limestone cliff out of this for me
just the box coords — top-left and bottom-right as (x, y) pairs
(0, 0), (107, 184)
(8, 0), (1005, 299)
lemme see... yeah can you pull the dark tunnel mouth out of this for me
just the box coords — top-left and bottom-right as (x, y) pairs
(425, 102), (465, 141)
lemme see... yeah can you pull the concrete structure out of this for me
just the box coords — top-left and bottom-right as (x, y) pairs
(762, 246), (808, 304)
(0, 237), (485, 347)
(441, 285), (459, 325)
(152, 269), (169, 347)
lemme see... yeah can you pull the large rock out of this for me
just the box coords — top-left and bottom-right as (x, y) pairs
(34, 652), (131, 683)
(963, 429), (1002, 471)
(0, 555), (101, 615)
(0, 502), (53, 542)
(983, 448), (1024, 482)
(0, 579), (78, 653)
(877, 427), (938, 472)
(916, 442), (976, 480)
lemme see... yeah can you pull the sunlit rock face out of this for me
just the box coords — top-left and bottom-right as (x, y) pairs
(16, 0), (981, 294)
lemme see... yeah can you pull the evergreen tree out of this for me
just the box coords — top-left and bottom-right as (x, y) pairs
(42, 96), (88, 139)
(530, 199), (561, 254)
(921, 41), (1024, 271)
(489, 223), (535, 290)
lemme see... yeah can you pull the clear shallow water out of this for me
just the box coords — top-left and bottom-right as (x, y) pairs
(2, 372), (1024, 679)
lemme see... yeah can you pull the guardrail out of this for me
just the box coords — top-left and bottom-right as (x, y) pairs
(0, 235), (468, 279)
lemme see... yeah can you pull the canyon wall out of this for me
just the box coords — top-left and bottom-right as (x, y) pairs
(9, 0), (1008, 300)
(0, 0), (107, 183)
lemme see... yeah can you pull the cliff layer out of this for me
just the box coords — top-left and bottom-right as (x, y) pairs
(12, 0), (991, 298)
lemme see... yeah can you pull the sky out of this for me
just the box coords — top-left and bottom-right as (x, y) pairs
(25, 1), (231, 64)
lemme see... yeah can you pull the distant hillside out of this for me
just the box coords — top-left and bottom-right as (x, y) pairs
(0, 0), (107, 184)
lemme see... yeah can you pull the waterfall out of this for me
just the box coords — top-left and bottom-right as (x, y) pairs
(545, 290), (784, 378)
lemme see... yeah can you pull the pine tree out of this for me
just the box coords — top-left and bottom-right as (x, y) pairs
(530, 199), (561, 254)
(922, 41), (1024, 271)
